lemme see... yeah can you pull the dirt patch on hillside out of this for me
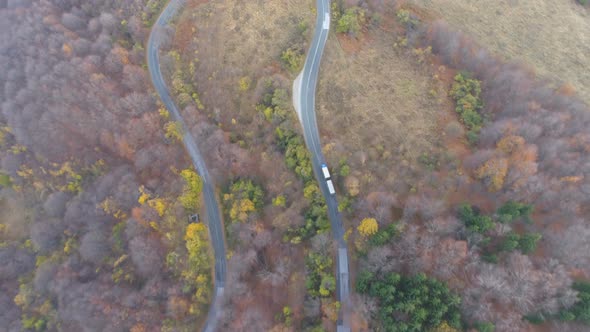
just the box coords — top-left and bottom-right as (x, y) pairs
(409, 0), (590, 105)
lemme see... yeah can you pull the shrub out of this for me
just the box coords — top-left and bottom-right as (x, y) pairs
(396, 9), (420, 28)
(481, 253), (499, 264)
(418, 152), (440, 171)
(338, 195), (353, 213)
(450, 73), (484, 144)
(22, 315), (47, 331)
(339, 164), (350, 177)
(336, 7), (365, 35)
(280, 47), (304, 73)
(523, 313), (546, 324)
(0, 172), (12, 188)
(238, 76), (251, 91)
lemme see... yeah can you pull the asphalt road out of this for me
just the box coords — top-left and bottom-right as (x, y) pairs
(294, 0), (351, 331)
(147, 1), (227, 331)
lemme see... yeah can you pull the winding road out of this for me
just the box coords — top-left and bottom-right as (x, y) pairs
(147, 1), (227, 331)
(293, 0), (351, 331)
(149, 0), (348, 330)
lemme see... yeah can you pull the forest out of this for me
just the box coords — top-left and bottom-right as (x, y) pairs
(0, 0), (216, 330)
(1, 0), (589, 331)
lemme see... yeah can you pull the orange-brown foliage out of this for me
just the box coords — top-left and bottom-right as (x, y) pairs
(476, 157), (508, 192)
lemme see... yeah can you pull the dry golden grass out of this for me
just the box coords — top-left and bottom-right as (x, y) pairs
(175, 0), (316, 127)
(178, 0), (446, 197)
(410, 0), (590, 104)
(317, 30), (440, 162)
(179, 0), (441, 168)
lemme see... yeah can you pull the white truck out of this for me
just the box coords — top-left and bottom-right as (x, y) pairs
(321, 163), (331, 179)
(326, 179), (336, 195)
(321, 164), (335, 195)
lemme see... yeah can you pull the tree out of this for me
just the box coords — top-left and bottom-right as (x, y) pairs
(475, 322), (495, 332)
(336, 7), (365, 36)
(449, 73), (484, 144)
(79, 231), (109, 264)
(496, 135), (525, 154)
(518, 233), (542, 254)
(305, 252), (334, 297)
(184, 223), (211, 306)
(129, 236), (164, 278)
(369, 223), (398, 246)
(164, 121), (183, 142)
(319, 275), (336, 297)
(496, 201), (533, 223)
(272, 195), (286, 207)
(557, 281), (590, 324)
(30, 220), (62, 253)
(280, 48), (304, 73)
(457, 204), (494, 234)
(475, 157), (508, 192)
(432, 321), (460, 332)
(223, 179), (264, 223)
(358, 218), (379, 237)
(500, 232), (520, 252)
(179, 168), (203, 212)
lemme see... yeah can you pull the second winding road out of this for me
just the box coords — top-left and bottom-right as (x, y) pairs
(147, 1), (227, 331)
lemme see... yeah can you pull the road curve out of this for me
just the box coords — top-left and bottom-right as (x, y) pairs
(147, 1), (227, 331)
(294, 0), (351, 331)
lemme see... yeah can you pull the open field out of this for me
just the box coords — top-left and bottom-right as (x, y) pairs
(315, 16), (445, 200)
(410, 0), (590, 104)
(175, 0), (446, 199)
(317, 31), (440, 161)
(175, 0), (314, 124)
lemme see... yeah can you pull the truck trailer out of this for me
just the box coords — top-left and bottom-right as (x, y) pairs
(326, 179), (336, 195)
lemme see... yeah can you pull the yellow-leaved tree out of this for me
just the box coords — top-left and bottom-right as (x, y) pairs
(184, 223), (211, 313)
(223, 179), (264, 223)
(431, 321), (460, 332)
(179, 168), (203, 212)
(358, 218), (379, 237)
(164, 121), (183, 142)
(476, 157), (508, 192)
